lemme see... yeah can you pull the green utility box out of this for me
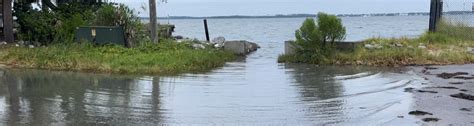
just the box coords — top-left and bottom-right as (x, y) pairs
(74, 26), (127, 46)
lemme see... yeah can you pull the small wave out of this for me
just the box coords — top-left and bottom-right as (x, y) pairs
(333, 72), (374, 80)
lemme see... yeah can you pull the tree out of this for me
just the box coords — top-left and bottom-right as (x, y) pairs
(295, 18), (321, 52)
(295, 12), (346, 51)
(316, 12), (346, 46)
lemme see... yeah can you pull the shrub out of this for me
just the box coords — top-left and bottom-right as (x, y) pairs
(317, 12), (346, 46)
(14, 3), (95, 45)
(14, 3), (147, 46)
(293, 12), (346, 63)
(94, 4), (148, 47)
(14, 3), (56, 45)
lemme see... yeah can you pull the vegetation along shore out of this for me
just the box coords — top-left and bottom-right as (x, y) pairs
(0, 3), (235, 75)
(278, 13), (474, 66)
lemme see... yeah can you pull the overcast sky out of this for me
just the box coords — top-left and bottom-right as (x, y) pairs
(111, 0), (473, 17)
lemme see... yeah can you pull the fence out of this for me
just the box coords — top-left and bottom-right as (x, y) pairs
(431, 0), (474, 40)
(442, 0), (474, 27)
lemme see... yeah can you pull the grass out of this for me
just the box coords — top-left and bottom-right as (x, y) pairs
(0, 40), (235, 75)
(279, 21), (474, 66)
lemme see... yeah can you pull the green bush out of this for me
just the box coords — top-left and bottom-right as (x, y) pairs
(317, 12), (346, 45)
(14, 3), (95, 45)
(14, 3), (147, 46)
(293, 12), (346, 63)
(94, 4), (148, 47)
(14, 3), (56, 45)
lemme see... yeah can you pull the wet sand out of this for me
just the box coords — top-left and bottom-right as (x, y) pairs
(410, 64), (474, 125)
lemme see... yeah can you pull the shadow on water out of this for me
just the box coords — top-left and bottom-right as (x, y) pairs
(0, 69), (164, 125)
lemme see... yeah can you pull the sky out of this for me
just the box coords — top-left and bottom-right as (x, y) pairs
(110, 0), (473, 17)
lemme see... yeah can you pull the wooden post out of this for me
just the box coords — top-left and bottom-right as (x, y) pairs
(3, 0), (14, 43)
(149, 0), (158, 43)
(204, 19), (210, 42)
(429, 0), (443, 32)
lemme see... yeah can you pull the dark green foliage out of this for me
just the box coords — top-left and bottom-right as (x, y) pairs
(293, 12), (347, 63)
(94, 4), (148, 46)
(14, 3), (94, 45)
(14, 2), (146, 46)
(14, 3), (54, 45)
(317, 12), (346, 45)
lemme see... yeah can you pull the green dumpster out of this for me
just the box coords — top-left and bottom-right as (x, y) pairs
(74, 26), (127, 46)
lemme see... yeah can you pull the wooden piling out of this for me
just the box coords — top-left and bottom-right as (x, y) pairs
(204, 19), (210, 42)
(429, 0), (443, 32)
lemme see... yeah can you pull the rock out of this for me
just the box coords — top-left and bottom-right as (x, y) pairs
(468, 47), (474, 54)
(364, 44), (375, 49)
(395, 43), (403, 47)
(223, 40), (259, 55)
(192, 44), (206, 49)
(418, 45), (427, 49)
(0, 41), (7, 45)
(28, 45), (35, 48)
(374, 44), (383, 49)
(364, 43), (382, 49)
(174, 35), (184, 40)
(212, 36), (225, 44)
(15, 44), (19, 47)
(18, 41), (25, 46)
(214, 44), (223, 48)
(212, 37), (226, 48)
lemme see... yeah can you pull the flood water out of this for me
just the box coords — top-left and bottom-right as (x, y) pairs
(0, 15), (471, 125)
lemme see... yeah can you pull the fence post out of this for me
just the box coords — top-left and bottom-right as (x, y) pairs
(204, 19), (210, 42)
(429, 0), (443, 32)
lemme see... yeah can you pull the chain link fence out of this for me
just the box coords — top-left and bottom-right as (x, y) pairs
(433, 0), (474, 40)
(442, 0), (474, 27)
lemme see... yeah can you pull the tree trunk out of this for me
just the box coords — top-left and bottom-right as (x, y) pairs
(149, 0), (158, 43)
(3, 0), (14, 43)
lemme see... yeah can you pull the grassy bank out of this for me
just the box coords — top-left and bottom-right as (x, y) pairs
(0, 40), (235, 75)
(279, 21), (474, 66)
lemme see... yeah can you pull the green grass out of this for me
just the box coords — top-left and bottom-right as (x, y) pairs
(279, 21), (474, 66)
(0, 40), (235, 75)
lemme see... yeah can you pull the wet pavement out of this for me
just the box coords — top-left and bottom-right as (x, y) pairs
(410, 64), (474, 125)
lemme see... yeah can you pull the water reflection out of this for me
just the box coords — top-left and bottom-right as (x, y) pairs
(0, 69), (163, 125)
(0, 64), (422, 125)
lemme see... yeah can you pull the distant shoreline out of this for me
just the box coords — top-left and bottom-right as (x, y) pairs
(143, 11), (474, 20)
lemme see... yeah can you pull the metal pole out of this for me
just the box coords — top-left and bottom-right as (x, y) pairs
(149, 0), (158, 43)
(437, 0), (443, 20)
(204, 19), (210, 42)
(3, 0), (14, 43)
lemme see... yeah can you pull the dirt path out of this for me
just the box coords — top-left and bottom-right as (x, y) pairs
(409, 64), (474, 125)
